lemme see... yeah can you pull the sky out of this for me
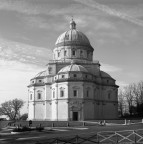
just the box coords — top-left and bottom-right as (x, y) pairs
(0, 0), (143, 114)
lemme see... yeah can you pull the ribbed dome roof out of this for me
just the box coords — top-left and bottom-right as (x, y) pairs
(58, 64), (88, 73)
(34, 71), (46, 78)
(55, 19), (91, 47)
(100, 71), (112, 78)
(55, 30), (90, 46)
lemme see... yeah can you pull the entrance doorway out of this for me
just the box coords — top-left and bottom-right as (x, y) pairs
(73, 112), (78, 121)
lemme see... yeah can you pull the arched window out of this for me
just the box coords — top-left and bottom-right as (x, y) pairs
(60, 90), (64, 97)
(38, 93), (41, 99)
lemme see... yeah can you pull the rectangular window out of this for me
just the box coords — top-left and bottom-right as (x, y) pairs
(94, 90), (96, 97)
(108, 93), (110, 99)
(53, 91), (55, 98)
(73, 90), (77, 97)
(64, 50), (67, 56)
(58, 52), (60, 57)
(62, 75), (65, 78)
(30, 94), (32, 100)
(72, 50), (76, 56)
(38, 93), (41, 99)
(80, 50), (83, 57)
(87, 90), (89, 97)
(60, 90), (64, 97)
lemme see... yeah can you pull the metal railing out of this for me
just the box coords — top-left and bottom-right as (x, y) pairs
(36, 129), (143, 144)
(97, 129), (143, 143)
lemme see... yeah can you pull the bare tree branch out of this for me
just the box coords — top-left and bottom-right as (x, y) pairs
(0, 99), (24, 120)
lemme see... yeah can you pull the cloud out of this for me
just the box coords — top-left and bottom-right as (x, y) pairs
(0, 0), (40, 15)
(0, 38), (52, 67)
(74, 0), (143, 27)
(0, 59), (44, 72)
(100, 63), (122, 73)
(22, 16), (50, 30)
(126, 72), (140, 79)
(116, 81), (129, 87)
(0, 0), (82, 16)
(95, 21), (116, 31)
(0, 0), (118, 33)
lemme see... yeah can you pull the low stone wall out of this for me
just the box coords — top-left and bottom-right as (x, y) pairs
(1, 119), (142, 128)
(13, 121), (84, 127)
(0, 121), (12, 129)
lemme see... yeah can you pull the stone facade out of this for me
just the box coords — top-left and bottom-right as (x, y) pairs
(28, 19), (119, 121)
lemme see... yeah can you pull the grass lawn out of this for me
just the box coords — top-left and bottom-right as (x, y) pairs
(0, 123), (143, 144)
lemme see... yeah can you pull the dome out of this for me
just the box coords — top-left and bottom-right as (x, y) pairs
(55, 19), (92, 48)
(58, 64), (88, 73)
(55, 30), (90, 46)
(100, 71), (112, 78)
(34, 71), (46, 78)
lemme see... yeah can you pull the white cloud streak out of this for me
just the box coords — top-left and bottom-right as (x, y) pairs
(74, 0), (143, 27)
(101, 63), (122, 73)
(0, 38), (52, 67)
(0, 0), (40, 15)
(116, 81), (129, 87)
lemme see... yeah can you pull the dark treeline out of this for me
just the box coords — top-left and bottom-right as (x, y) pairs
(118, 81), (143, 118)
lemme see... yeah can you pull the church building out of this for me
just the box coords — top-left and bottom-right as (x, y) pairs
(28, 19), (119, 121)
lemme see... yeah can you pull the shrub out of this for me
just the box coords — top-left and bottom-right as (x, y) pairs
(13, 127), (22, 132)
(36, 126), (44, 131)
(12, 126), (31, 132)
(22, 126), (31, 131)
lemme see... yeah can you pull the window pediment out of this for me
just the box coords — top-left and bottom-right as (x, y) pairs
(37, 90), (42, 92)
(60, 87), (65, 90)
(73, 86), (80, 89)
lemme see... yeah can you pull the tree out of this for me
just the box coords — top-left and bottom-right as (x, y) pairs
(118, 89), (125, 117)
(134, 81), (143, 115)
(118, 81), (143, 117)
(20, 113), (28, 120)
(124, 84), (135, 115)
(0, 99), (24, 120)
